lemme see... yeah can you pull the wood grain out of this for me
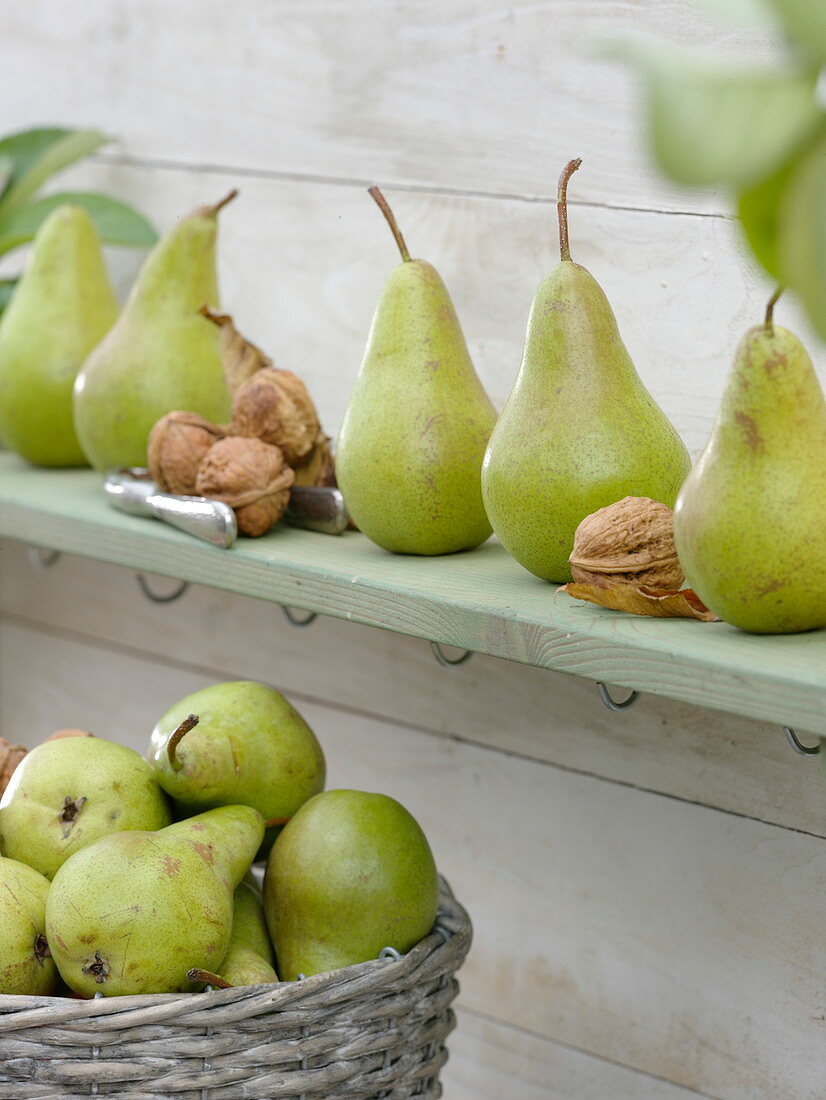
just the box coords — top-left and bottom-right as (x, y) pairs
(1, 460), (823, 736)
(0, 0), (781, 215)
(2, 542), (824, 838)
(1, 617), (824, 1099)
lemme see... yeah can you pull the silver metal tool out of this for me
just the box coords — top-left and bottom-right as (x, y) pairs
(104, 470), (238, 548)
(285, 486), (350, 536)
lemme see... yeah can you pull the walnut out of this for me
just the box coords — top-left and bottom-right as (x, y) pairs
(195, 436), (295, 537)
(231, 367), (321, 466)
(568, 497), (684, 590)
(148, 411), (226, 495)
(0, 738), (27, 797)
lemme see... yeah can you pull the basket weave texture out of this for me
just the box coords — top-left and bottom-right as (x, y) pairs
(0, 882), (471, 1100)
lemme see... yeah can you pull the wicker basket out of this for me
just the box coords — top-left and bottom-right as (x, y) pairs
(0, 880), (471, 1100)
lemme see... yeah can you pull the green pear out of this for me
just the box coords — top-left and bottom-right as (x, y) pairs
(189, 878), (278, 987)
(148, 681), (325, 849)
(0, 856), (58, 995)
(0, 204), (118, 466)
(674, 291), (826, 633)
(46, 804), (264, 997)
(0, 736), (171, 879)
(335, 187), (497, 555)
(264, 790), (440, 979)
(73, 192), (236, 469)
(481, 160), (691, 582)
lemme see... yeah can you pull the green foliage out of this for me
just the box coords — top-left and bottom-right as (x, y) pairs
(0, 127), (156, 314)
(619, 1), (826, 338)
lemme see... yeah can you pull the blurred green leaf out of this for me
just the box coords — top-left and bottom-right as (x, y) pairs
(737, 140), (807, 279)
(620, 40), (822, 186)
(694, 0), (778, 30)
(770, 0), (826, 61)
(0, 277), (19, 315)
(778, 132), (826, 338)
(0, 128), (72, 197)
(0, 156), (14, 197)
(0, 191), (157, 256)
(0, 128), (109, 218)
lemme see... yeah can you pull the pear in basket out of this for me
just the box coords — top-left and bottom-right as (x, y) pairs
(46, 805), (264, 996)
(0, 856), (58, 995)
(264, 790), (439, 979)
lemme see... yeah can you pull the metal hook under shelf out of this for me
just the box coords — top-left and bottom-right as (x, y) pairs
(430, 641), (474, 669)
(784, 726), (821, 757)
(27, 546), (61, 572)
(597, 682), (640, 712)
(136, 574), (190, 604)
(281, 607), (318, 627)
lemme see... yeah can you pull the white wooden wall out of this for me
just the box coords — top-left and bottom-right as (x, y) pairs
(2, 3), (825, 1097)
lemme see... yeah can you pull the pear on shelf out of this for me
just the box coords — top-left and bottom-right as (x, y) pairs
(0, 204), (118, 466)
(73, 192), (237, 470)
(674, 290), (826, 634)
(335, 187), (497, 555)
(46, 805), (264, 997)
(481, 159), (691, 583)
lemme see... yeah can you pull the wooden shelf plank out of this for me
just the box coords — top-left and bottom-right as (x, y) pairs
(0, 454), (823, 734)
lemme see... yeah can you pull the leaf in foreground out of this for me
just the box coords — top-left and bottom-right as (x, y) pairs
(560, 583), (720, 621)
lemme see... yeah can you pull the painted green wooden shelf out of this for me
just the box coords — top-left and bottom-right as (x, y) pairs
(0, 453), (823, 735)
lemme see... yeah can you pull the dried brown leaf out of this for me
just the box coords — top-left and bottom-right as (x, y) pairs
(560, 583), (720, 621)
(200, 305), (272, 395)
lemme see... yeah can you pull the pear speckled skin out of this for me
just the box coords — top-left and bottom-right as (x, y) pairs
(264, 789), (440, 980)
(674, 322), (826, 634)
(336, 202), (497, 555)
(148, 682), (325, 836)
(73, 195), (234, 470)
(482, 259), (691, 583)
(0, 736), (172, 880)
(0, 857), (58, 995)
(216, 880), (278, 985)
(46, 805), (264, 997)
(0, 204), (118, 466)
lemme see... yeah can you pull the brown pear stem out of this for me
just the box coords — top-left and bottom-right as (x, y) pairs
(264, 815), (291, 828)
(557, 158), (582, 262)
(206, 190), (238, 217)
(198, 303), (231, 327)
(368, 186), (411, 262)
(765, 286), (783, 333)
(167, 714), (199, 771)
(187, 967), (233, 989)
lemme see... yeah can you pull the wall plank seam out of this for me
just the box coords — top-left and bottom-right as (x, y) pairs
(94, 152), (734, 223)
(2, 606), (819, 841)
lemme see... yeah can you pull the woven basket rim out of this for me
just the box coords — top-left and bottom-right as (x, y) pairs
(0, 878), (471, 1029)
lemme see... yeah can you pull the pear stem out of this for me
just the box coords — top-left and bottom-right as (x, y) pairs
(765, 286), (783, 333)
(199, 303), (230, 327)
(187, 967), (233, 989)
(167, 714), (199, 771)
(206, 190), (238, 217)
(557, 158), (582, 262)
(368, 186), (411, 262)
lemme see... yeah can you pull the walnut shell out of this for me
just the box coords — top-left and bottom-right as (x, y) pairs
(0, 738), (27, 797)
(195, 436), (295, 537)
(568, 497), (684, 590)
(231, 368), (321, 466)
(148, 411), (226, 495)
